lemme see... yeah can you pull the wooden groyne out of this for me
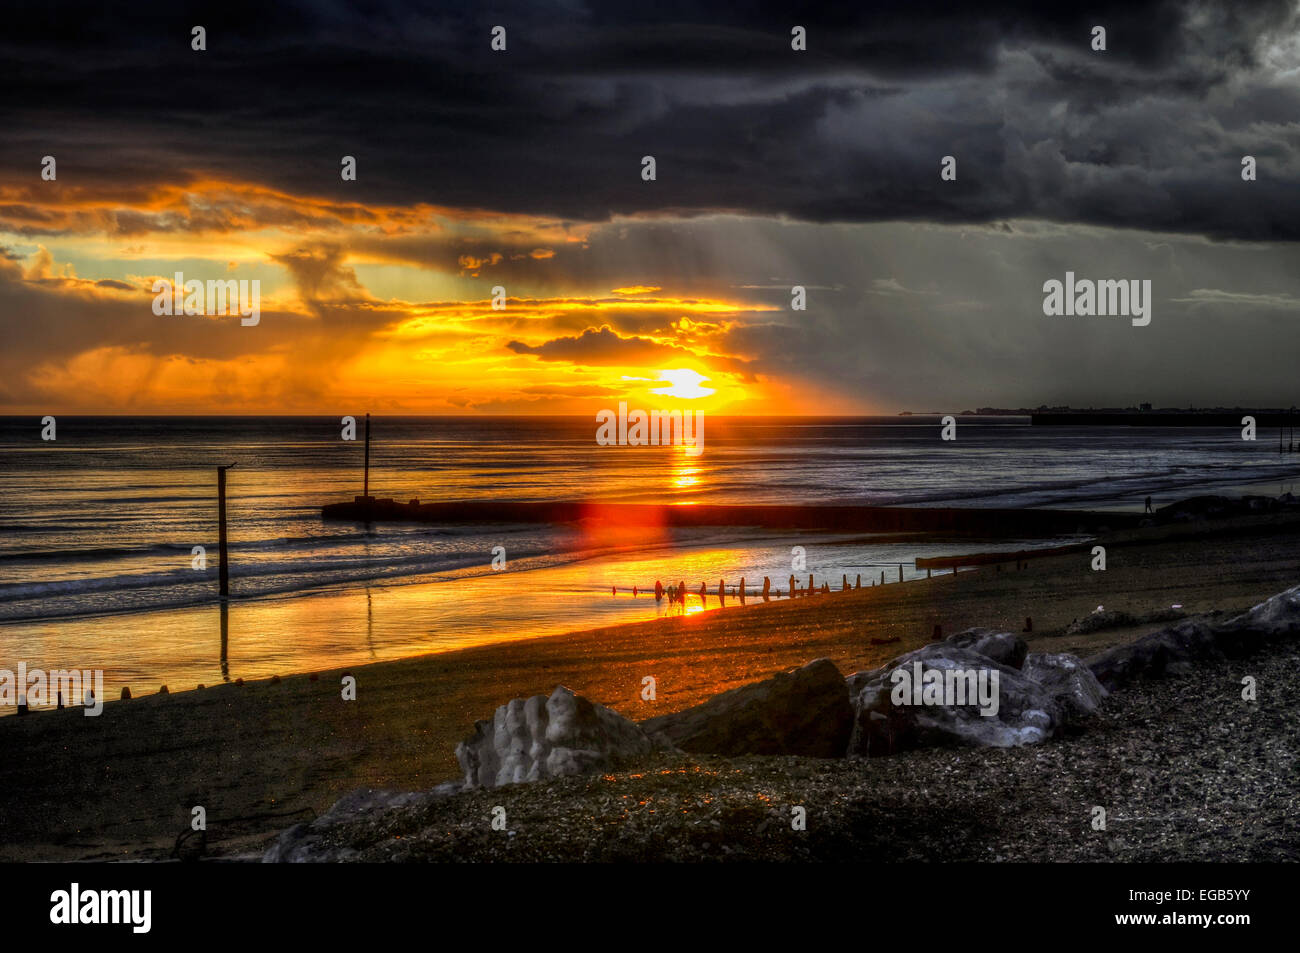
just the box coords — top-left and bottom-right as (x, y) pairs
(915, 541), (1091, 571)
(321, 498), (1142, 536)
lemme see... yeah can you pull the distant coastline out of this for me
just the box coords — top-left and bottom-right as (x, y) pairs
(900, 406), (1298, 426)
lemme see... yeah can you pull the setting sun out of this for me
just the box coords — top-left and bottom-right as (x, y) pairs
(650, 368), (715, 400)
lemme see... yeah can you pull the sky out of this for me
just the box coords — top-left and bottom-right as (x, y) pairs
(2, 0), (1299, 415)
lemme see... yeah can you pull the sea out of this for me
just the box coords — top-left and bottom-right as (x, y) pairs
(2, 415), (1297, 704)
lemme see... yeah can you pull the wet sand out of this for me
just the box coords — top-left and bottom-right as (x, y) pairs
(1, 513), (1297, 861)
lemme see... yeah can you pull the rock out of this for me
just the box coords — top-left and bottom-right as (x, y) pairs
(1088, 619), (1218, 689)
(1239, 583), (1300, 633)
(944, 627), (1028, 669)
(1021, 652), (1107, 723)
(641, 658), (853, 758)
(263, 783), (461, 863)
(1065, 607), (1185, 636)
(1155, 495), (1278, 523)
(456, 685), (660, 789)
(1087, 583), (1300, 690)
(846, 644), (1061, 757)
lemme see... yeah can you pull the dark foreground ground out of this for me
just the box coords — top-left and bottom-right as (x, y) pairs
(278, 638), (1299, 862)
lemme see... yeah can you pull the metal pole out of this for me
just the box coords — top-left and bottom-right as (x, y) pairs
(363, 412), (371, 498)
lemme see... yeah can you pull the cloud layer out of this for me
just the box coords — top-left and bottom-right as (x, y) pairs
(3, 0), (1298, 237)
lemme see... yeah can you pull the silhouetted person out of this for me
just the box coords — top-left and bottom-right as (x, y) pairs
(762, 577), (771, 602)
(655, 580), (664, 601)
(1144, 495), (1153, 514)
(739, 577), (746, 604)
(855, 574), (861, 589)
(789, 574), (796, 598)
(699, 582), (707, 604)
(612, 585), (617, 597)
(719, 578), (726, 607)
(632, 585), (638, 598)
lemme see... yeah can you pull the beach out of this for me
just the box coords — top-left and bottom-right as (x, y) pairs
(2, 510), (1297, 861)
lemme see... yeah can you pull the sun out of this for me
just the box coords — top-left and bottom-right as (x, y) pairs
(649, 368), (715, 400)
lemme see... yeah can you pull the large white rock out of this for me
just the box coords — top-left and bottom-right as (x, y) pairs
(1022, 652), (1108, 722)
(846, 644), (1061, 757)
(456, 685), (660, 789)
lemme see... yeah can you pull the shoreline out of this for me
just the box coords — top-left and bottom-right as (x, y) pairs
(0, 525), (1096, 710)
(1, 512), (1297, 860)
(322, 499), (1147, 535)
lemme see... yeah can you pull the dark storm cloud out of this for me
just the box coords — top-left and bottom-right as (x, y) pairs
(506, 326), (694, 364)
(1, 0), (1297, 238)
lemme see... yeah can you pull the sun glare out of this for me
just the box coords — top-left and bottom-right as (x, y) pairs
(650, 368), (715, 400)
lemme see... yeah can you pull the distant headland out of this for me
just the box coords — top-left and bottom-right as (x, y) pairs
(899, 405), (1298, 427)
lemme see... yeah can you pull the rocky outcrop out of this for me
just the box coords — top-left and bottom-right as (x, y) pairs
(846, 644), (1058, 756)
(1088, 583), (1300, 690)
(844, 618), (1105, 757)
(263, 783), (461, 862)
(1022, 652), (1107, 723)
(641, 658), (853, 758)
(455, 685), (661, 789)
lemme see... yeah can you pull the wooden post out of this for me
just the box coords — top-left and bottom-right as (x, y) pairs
(220, 599), (230, 681)
(217, 464), (236, 597)
(363, 412), (371, 498)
